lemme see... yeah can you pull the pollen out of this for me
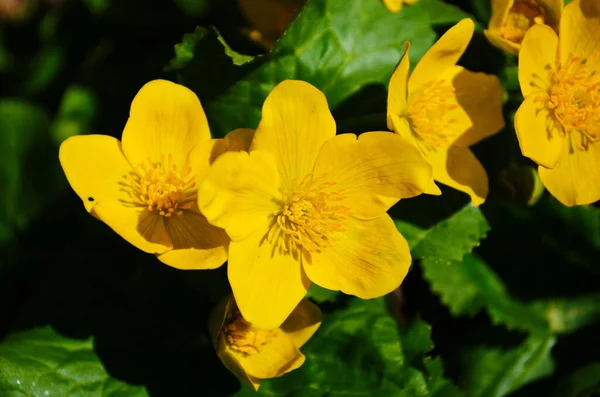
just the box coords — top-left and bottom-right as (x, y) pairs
(267, 173), (351, 257)
(405, 79), (460, 150)
(124, 154), (197, 217)
(223, 308), (275, 356)
(538, 52), (600, 151)
(500, 0), (546, 44)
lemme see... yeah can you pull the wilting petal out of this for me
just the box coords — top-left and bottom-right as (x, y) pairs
(409, 19), (475, 93)
(228, 231), (312, 329)
(157, 207), (229, 270)
(444, 67), (505, 147)
(121, 79), (211, 171)
(280, 299), (322, 348)
(514, 95), (564, 168)
(251, 80), (336, 189)
(198, 150), (281, 241)
(560, 0), (600, 64)
(387, 42), (411, 131)
(519, 25), (557, 97)
(539, 138), (600, 206)
(59, 135), (171, 253)
(425, 146), (488, 207)
(313, 132), (432, 219)
(304, 215), (410, 299)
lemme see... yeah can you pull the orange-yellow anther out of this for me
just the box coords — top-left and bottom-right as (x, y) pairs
(406, 79), (460, 150)
(223, 309), (275, 356)
(500, 0), (546, 44)
(125, 154), (197, 216)
(267, 173), (351, 256)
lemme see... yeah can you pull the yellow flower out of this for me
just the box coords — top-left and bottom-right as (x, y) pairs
(484, 0), (562, 55)
(515, 0), (600, 206)
(209, 295), (321, 390)
(58, 79), (246, 269)
(198, 80), (432, 328)
(382, 0), (419, 13)
(387, 18), (505, 207)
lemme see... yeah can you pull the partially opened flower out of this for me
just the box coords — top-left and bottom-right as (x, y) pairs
(484, 0), (562, 55)
(199, 80), (432, 328)
(209, 295), (321, 390)
(515, 0), (600, 206)
(59, 79), (239, 269)
(382, 0), (419, 14)
(387, 18), (505, 207)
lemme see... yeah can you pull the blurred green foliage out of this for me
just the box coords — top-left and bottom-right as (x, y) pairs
(0, 0), (599, 396)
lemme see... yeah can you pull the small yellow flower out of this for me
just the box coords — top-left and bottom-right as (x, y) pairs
(484, 0), (562, 55)
(515, 0), (600, 206)
(382, 0), (419, 13)
(387, 19), (505, 207)
(209, 295), (321, 390)
(198, 80), (432, 328)
(58, 79), (248, 269)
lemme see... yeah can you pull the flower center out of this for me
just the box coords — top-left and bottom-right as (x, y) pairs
(405, 79), (460, 150)
(538, 52), (600, 151)
(500, 0), (546, 44)
(223, 309), (276, 356)
(125, 155), (197, 217)
(267, 173), (351, 257)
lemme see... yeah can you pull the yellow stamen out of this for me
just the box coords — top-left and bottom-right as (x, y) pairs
(267, 173), (351, 257)
(405, 79), (459, 150)
(500, 0), (546, 45)
(123, 154), (197, 216)
(223, 309), (275, 356)
(537, 52), (600, 151)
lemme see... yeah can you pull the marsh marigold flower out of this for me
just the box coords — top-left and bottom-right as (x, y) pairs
(58, 79), (244, 269)
(387, 18), (505, 206)
(198, 80), (432, 328)
(515, 0), (600, 206)
(484, 0), (562, 55)
(382, 0), (419, 13)
(209, 295), (321, 390)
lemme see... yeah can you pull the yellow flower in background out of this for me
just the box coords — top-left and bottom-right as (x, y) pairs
(515, 0), (600, 206)
(59, 79), (241, 269)
(209, 295), (321, 390)
(387, 18), (505, 207)
(199, 80), (432, 329)
(484, 0), (562, 55)
(382, 0), (419, 13)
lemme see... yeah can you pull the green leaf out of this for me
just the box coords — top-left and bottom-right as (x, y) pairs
(530, 293), (600, 334)
(234, 299), (463, 397)
(305, 283), (340, 303)
(554, 362), (600, 397)
(458, 336), (556, 397)
(50, 85), (98, 145)
(201, 0), (471, 137)
(0, 326), (148, 397)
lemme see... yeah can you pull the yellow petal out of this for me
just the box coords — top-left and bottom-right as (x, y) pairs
(217, 342), (263, 390)
(382, 0), (403, 13)
(313, 132), (432, 219)
(157, 207), (229, 270)
(425, 146), (488, 207)
(483, 30), (521, 55)
(539, 0), (564, 31)
(304, 215), (410, 299)
(59, 135), (172, 253)
(560, 0), (600, 63)
(487, 0), (512, 30)
(251, 80), (336, 188)
(193, 128), (255, 183)
(539, 139), (600, 206)
(519, 24), (557, 98)
(281, 299), (322, 348)
(198, 150), (280, 241)
(121, 79), (211, 171)
(443, 66), (505, 147)
(387, 42), (411, 131)
(228, 231), (312, 329)
(409, 19), (475, 93)
(514, 95), (564, 169)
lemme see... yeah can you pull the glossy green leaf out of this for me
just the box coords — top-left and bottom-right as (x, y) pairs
(0, 327), (148, 397)
(305, 283), (340, 303)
